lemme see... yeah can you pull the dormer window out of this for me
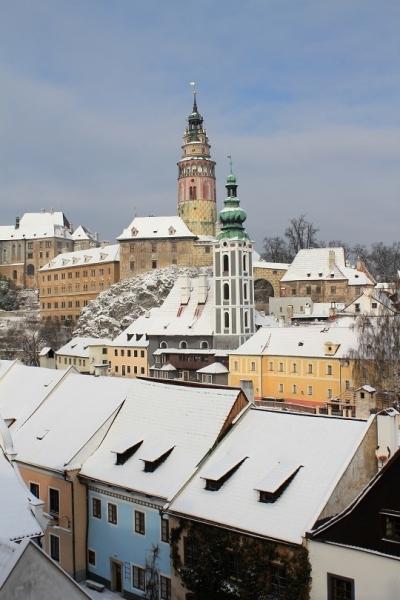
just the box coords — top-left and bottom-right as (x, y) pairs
(168, 226), (176, 235)
(202, 457), (248, 491)
(307, 273), (311, 277)
(256, 462), (302, 503)
(131, 227), (138, 237)
(140, 442), (175, 472)
(112, 440), (143, 465)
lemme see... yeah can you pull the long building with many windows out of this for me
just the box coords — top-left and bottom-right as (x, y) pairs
(39, 245), (120, 322)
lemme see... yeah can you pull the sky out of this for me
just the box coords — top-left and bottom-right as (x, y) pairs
(0, 0), (399, 250)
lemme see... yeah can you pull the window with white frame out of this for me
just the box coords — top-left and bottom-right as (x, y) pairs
(108, 502), (117, 525)
(160, 575), (171, 600)
(132, 565), (146, 591)
(307, 386), (313, 396)
(134, 510), (145, 535)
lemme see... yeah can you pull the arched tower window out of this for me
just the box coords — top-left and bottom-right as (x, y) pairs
(223, 283), (230, 300)
(223, 254), (229, 273)
(244, 311), (249, 328)
(26, 264), (35, 276)
(224, 311), (230, 328)
(244, 283), (248, 300)
(179, 341), (188, 349)
(243, 254), (247, 271)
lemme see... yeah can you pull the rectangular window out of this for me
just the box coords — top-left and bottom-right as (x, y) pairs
(345, 380), (350, 390)
(184, 537), (198, 567)
(327, 388), (333, 399)
(49, 488), (60, 515)
(308, 386), (313, 396)
(278, 383), (284, 393)
(327, 573), (354, 600)
(371, 302), (377, 309)
(382, 512), (400, 542)
(141, 350), (145, 358)
(140, 367), (145, 374)
(127, 349), (131, 357)
(132, 565), (146, 591)
(50, 534), (60, 562)
(292, 363), (297, 373)
(92, 497), (101, 519)
(161, 518), (169, 542)
(160, 575), (171, 600)
(308, 363), (313, 374)
(269, 361), (273, 371)
(250, 361), (256, 372)
(134, 510), (145, 534)
(152, 260), (157, 269)
(108, 502), (117, 525)
(331, 286), (336, 294)
(292, 384), (297, 394)
(30, 482), (40, 498)
(270, 562), (287, 598)
(279, 362), (284, 372)
(327, 364), (333, 375)
(88, 549), (96, 566)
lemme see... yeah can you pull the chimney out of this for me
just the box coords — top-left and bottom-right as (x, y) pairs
(287, 304), (294, 321)
(15, 216), (20, 230)
(240, 379), (254, 404)
(180, 275), (191, 305)
(304, 302), (312, 316)
(328, 249), (336, 271)
(376, 408), (400, 469)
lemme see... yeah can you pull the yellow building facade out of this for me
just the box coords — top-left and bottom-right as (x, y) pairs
(229, 325), (357, 404)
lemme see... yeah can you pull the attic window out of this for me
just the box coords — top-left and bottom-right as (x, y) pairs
(131, 227), (138, 237)
(318, 272), (323, 277)
(202, 457), (248, 492)
(355, 274), (359, 278)
(256, 462), (302, 503)
(168, 226), (176, 235)
(36, 428), (50, 440)
(330, 273), (335, 278)
(307, 273), (311, 277)
(127, 334), (134, 341)
(112, 440), (143, 465)
(298, 341), (304, 346)
(143, 448), (174, 472)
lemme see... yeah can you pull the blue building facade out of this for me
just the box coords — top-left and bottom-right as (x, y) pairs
(86, 483), (171, 600)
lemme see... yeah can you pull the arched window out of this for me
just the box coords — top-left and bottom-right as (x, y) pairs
(201, 341), (209, 349)
(223, 254), (229, 273)
(179, 341), (188, 349)
(160, 341), (168, 349)
(244, 311), (249, 328)
(26, 264), (35, 276)
(223, 283), (230, 300)
(243, 254), (247, 271)
(244, 283), (248, 300)
(224, 311), (230, 329)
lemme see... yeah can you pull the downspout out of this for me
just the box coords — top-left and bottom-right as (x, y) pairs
(65, 472), (77, 579)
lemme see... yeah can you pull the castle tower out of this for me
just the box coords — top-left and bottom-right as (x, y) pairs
(213, 169), (255, 347)
(177, 88), (216, 237)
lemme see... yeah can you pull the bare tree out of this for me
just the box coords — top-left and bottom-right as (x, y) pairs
(368, 242), (400, 283)
(145, 544), (160, 600)
(261, 236), (291, 263)
(284, 214), (319, 256)
(348, 315), (400, 398)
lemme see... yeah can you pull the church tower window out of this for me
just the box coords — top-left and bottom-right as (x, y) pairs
(223, 255), (229, 274)
(223, 283), (230, 300)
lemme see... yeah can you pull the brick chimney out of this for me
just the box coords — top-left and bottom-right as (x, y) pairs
(328, 249), (336, 271)
(15, 216), (20, 230)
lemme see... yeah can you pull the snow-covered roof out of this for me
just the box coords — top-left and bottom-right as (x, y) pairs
(0, 362), (69, 432)
(111, 332), (149, 348)
(13, 371), (131, 472)
(197, 362), (229, 374)
(39, 347), (52, 356)
(0, 211), (72, 241)
(40, 244), (119, 271)
(253, 260), (290, 271)
(0, 446), (42, 542)
(281, 248), (373, 286)
(153, 348), (215, 356)
(230, 324), (358, 358)
(71, 225), (97, 242)
(0, 360), (15, 379)
(343, 290), (396, 313)
(117, 275), (215, 338)
(168, 407), (372, 544)
(56, 337), (111, 358)
(117, 216), (196, 240)
(80, 378), (243, 501)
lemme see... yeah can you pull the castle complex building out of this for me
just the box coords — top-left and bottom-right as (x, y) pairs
(177, 90), (217, 237)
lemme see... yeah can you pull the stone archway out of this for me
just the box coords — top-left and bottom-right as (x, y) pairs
(254, 278), (275, 313)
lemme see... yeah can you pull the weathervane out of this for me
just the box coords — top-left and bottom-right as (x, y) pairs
(227, 154), (233, 174)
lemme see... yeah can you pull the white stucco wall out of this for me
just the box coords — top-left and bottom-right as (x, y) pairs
(0, 542), (89, 600)
(309, 539), (400, 600)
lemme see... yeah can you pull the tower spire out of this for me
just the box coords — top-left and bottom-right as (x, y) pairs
(218, 166), (249, 240)
(190, 81), (198, 112)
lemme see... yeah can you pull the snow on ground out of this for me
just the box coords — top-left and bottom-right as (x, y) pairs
(74, 265), (211, 338)
(81, 583), (122, 599)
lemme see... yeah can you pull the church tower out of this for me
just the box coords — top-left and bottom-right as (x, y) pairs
(177, 88), (217, 237)
(214, 168), (255, 347)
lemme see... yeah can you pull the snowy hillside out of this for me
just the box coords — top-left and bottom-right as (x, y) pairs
(74, 266), (212, 338)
